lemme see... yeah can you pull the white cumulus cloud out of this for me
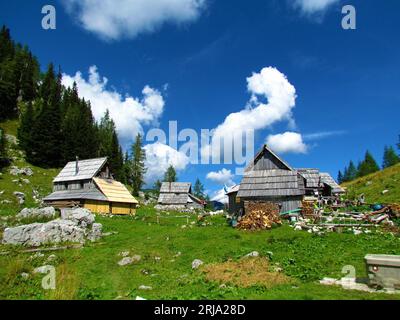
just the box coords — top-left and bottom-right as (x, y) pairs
(293, 0), (340, 14)
(144, 142), (190, 184)
(206, 168), (235, 186)
(202, 67), (297, 161)
(62, 0), (206, 40)
(266, 132), (308, 154)
(210, 188), (229, 204)
(62, 66), (165, 144)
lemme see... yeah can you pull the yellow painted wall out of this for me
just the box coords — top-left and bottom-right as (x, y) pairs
(84, 200), (110, 214)
(84, 200), (136, 215)
(111, 202), (136, 215)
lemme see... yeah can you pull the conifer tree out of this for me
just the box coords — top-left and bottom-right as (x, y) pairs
(29, 64), (63, 167)
(17, 101), (34, 157)
(342, 166), (349, 183)
(96, 110), (124, 180)
(130, 134), (147, 196)
(337, 171), (343, 184)
(357, 151), (380, 177)
(193, 178), (205, 199)
(164, 165), (177, 183)
(382, 145), (400, 169)
(347, 161), (358, 181)
(0, 58), (17, 120)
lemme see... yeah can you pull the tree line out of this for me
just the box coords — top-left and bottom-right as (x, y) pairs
(338, 137), (400, 184)
(0, 25), (150, 195)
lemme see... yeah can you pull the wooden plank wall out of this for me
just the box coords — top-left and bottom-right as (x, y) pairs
(84, 200), (110, 214)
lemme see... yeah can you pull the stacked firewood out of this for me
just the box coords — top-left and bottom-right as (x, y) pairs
(389, 204), (400, 218)
(301, 200), (315, 218)
(237, 201), (281, 231)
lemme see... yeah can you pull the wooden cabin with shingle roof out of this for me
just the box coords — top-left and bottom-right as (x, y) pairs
(234, 145), (306, 213)
(319, 172), (346, 195)
(44, 157), (138, 215)
(297, 168), (324, 196)
(157, 182), (205, 210)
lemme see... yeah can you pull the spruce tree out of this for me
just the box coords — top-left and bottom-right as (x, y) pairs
(96, 110), (124, 180)
(164, 165), (177, 183)
(29, 64), (63, 167)
(358, 151), (380, 177)
(17, 101), (34, 157)
(341, 166), (349, 182)
(61, 85), (98, 163)
(0, 26), (15, 63)
(383, 145), (400, 168)
(0, 58), (17, 120)
(109, 131), (124, 181)
(337, 171), (343, 184)
(193, 178), (205, 199)
(347, 161), (358, 181)
(130, 134), (147, 196)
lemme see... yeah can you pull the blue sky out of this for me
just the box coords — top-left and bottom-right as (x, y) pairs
(1, 0), (399, 200)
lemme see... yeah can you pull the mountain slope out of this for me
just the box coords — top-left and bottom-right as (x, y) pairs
(342, 163), (400, 204)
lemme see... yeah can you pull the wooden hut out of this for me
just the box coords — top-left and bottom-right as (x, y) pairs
(157, 182), (205, 210)
(319, 172), (345, 196)
(236, 145), (305, 213)
(226, 185), (240, 214)
(43, 157), (138, 215)
(297, 168), (323, 196)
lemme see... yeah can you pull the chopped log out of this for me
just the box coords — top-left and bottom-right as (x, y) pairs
(237, 201), (281, 231)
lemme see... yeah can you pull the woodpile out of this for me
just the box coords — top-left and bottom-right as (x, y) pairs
(237, 201), (281, 231)
(301, 200), (315, 217)
(388, 204), (400, 217)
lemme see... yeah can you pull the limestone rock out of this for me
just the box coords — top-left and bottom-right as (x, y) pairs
(61, 208), (95, 227)
(244, 251), (260, 258)
(3, 219), (87, 247)
(17, 207), (57, 220)
(192, 259), (204, 270)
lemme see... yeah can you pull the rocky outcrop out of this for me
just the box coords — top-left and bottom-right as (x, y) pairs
(9, 166), (33, 176)
(2, 208), (102, 247)
(17, 207), (57, 220)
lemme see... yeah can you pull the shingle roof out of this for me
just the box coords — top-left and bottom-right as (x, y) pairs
(297, 168), (322, 188)
(160, 182), (191, 194)
(320, 172), (345, 194)
(93, 178), (138, 204)
(53, 157), (108, 183)
(226, 185), (240, 195)
(237, 169), (305, 198)
(158, 193), (191, 205)
(43, 188), (108, 202)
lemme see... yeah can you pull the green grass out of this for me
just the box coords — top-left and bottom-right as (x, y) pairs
(0, 209), (399, 300)
(342, 164), (400, 204)
(1, 120), (400, 300)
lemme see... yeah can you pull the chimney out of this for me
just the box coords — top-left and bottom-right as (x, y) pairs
(75, 156), (79, 175)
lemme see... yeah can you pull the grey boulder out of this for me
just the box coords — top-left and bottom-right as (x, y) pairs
(17, 207), (57, 220)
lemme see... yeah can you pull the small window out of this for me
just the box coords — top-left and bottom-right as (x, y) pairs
(80, 182), (85, 189)
(64, 183), (68, 190)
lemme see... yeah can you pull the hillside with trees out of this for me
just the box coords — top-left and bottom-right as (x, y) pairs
(338, 137), (400, 184)
(0, 25), (146, 187)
